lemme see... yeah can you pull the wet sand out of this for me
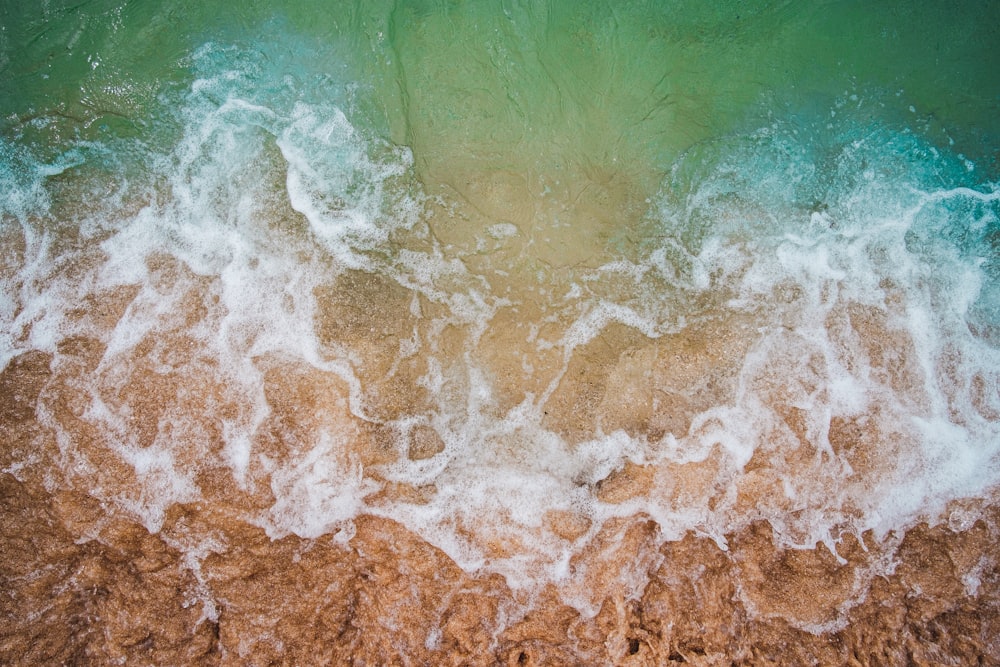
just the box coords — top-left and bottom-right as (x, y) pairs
(2, 155), (999, 665)
(2, 304), (999, 664)
(2, 470), (999, 665)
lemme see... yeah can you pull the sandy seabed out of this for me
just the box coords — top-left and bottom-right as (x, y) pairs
(2, 476), (999, 665)
(2, 111), (1000, 666)
(2, 344), (999, 666)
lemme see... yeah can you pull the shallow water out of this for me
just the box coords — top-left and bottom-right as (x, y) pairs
(2, 0), (1000, 662)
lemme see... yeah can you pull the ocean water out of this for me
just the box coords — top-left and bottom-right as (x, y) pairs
(2, 0), (1000, 628)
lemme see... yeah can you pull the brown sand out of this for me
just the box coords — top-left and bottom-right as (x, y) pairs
(1, 338), (998, 664)
(3, 167), (999, 665)
(2, 468), (999, 665)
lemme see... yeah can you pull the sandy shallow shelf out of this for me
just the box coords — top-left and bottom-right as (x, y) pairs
(2, 469), (999, 665)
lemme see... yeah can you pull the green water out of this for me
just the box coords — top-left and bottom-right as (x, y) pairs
(3, 1), (999, 173)
(3, 0), (998, 280)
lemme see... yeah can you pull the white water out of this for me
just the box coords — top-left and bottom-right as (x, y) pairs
(2, 45), (999, 605)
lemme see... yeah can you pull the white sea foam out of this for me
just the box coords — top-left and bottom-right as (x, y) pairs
(636, 123), (1000, 552)
(262, 429), (379, 541)
(2, 41), (999, 608)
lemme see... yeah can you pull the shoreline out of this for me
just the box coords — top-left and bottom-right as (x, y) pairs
(3, 471), (998, 665)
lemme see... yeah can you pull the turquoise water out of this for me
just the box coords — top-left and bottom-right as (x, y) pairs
(2, 0), (1000, 606)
